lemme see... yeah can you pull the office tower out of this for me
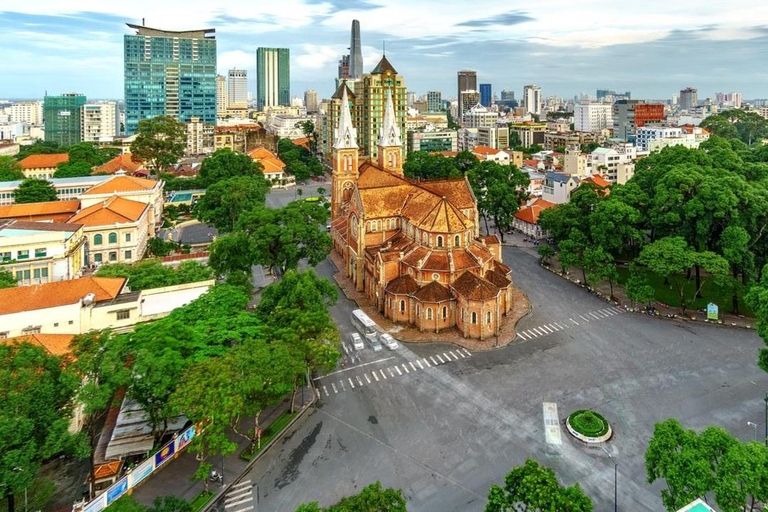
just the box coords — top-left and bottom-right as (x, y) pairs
(573, 103), (613, 132)
(353, 55), (407, 159)
(479, 84), (492, 107)
(256, 47), (290, 110)
(44, 93), (86, 145)
(613, 100), (665, 141)
(457, 70), (477, 116)
(338, 54), (350, 80)
(459, 91), (480, 116)
(228, 68), (248, 107)
(679, 87), (698, 110)
(9, 101), (43, 125)
(124, 24), (217, 135)
(523, 85), (542, 116)
(216, 75), (228, 116)
(407, 91), (416, 108)
(81, 102), (118, 142)
(349, 20), (363, 80)
(426, 91), (442, 112)
(305, 90), (319, 112)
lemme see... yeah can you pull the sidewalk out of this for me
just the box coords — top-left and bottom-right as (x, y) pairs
(130, 385), (314, 507)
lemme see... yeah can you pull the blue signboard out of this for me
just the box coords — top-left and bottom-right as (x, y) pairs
(707, 303), (719, 320)
(106, 477), (128, 505)
(154, 442), (176, 467)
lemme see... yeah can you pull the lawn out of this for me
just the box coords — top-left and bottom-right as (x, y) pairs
(190, 490), (214, 511)
(239, 410), (297, 461)
(616, 267), (753, 317)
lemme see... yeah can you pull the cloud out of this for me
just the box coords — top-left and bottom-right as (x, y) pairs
(457, 11), (533, 28)
(294, 44), (345, 71)
(217, 50), (255, 74)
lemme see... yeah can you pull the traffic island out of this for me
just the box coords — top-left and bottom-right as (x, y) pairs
(566, 410), (613, 444)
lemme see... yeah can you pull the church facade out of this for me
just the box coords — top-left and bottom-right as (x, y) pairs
(329, 62), (515, 340)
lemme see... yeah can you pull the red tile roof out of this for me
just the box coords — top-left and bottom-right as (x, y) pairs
(82, 175), (158, 195)
(93, 153), (144, 175)
(0, 199), (80, 221)
(581, 174), (612, 189)
(413, 280), (452, 302)
(450, 271), (500, 301)
(18, 153), (69, 170)
(514, 198), (557, 225)
(0, 277), (126, 315)
(385, 275), (419, 295)
(472, 146), (502, 156)
(68, 196), (148, 226)
(2, 333), (75, 357)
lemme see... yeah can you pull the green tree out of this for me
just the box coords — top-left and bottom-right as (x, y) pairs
(278, 138), (324, 181)
(0, 342), (88, 512)
(537, 244), (555, 265)
(175, 260), (215, 283)
(0, 156), (24, 181)
(198, 149), (264, 187)
(467, 161), (529, 241)
(195, 175), (271, 232)
(208, 231), (255, 277)
(625, 265), (655, 307)
(403, 151), (462, 180)
(147, 237), (178, 257)
(296, 482), (408, 512)
(701, 110), (768, 145)
(746, 265), (768, 373)
(130, 116), (187, 175)
(12, 178), (57, 203)
(484, 459), (593, 512)
(296, 120), (319, 153)
(53, 160), (93, 178)
(16, 140), (63, 160)
(714, 441), (768, 512)
(67, 142), (117, 166)
(0, 268), (15, 289)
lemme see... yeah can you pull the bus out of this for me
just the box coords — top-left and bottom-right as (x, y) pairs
(351, 309), (378, 341)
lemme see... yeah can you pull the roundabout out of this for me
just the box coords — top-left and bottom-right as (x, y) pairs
(566, 410), (613, 444)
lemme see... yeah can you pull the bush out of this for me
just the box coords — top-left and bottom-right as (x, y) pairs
(568, 410), (610, 437)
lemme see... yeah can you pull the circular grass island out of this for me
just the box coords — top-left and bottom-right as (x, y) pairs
(566, 410), (612, 444)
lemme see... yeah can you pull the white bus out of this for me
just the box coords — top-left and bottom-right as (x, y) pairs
(351, 309), (378, 341)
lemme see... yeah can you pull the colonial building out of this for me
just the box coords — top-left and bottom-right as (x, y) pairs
(329, 78), (515, 340)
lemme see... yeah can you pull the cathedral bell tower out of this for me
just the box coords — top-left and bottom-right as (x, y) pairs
(377, 89), (403, 175)
(331, 84), (359, 220)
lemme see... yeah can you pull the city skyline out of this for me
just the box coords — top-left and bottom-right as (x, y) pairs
(1, 1), (768, 101)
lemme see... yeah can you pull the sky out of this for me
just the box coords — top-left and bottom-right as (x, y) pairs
(1, 1), (768, 102)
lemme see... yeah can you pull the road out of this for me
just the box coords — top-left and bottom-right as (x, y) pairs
(211, 246), (767, 512)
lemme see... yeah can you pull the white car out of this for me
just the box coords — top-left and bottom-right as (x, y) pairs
(379, 333), (399, 350)
(350, 332), (365, 351)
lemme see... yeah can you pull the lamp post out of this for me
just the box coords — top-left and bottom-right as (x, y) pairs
(601, 447), (617, 512)
(748, 421), (758, 442)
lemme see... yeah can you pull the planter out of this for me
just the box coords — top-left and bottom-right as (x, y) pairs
(566, 410), (612, 444)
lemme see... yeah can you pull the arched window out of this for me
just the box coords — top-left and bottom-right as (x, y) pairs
(400, 300), (405, 313)
(370, 221), (377, 232)
(454, 235), (460, 247)
(422, 232), (428, 243)
(437, 236), (443, 248)
(109, 251), (117, 261)
(416, 305), (420, 317)
(471, 312), (477, 324)
(94, 234), (103, 245)
(108, 232), (117, 244)
(442, 306), (447, 319)
(94, 253), (102, 262)
(487, 312), (492, 324)
(427, 308), (433, 320)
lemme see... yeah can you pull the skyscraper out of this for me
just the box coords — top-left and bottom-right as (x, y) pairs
(457, 70), (477, 115)
(44, 93), (86, 145)
(338, 54), (350, 80)
(426, 91), (442, 112)
(479, 84), (492, 107)
(523, 85), (542, 116)
(216, 75), (228, 116)
(349, 20), (363, 80)
(679, 87), (698, 110)
(81, 101), (119, 141)
(305, 90), (319, 112)
(228, 68), (248, 107)
(124, 24), (217, 135)
(256, 47), (290, 111)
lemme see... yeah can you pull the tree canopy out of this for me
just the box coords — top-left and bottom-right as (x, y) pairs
(95, 260), (214, 291)
(700, 110), (768, 146)
(13, 178), (57, 203)
(295, 482), (408, 512)
(278, 138), (324, 182)
(0, 156), (24, 181)
(0, 268), (15, 289)
(198, 148), (264, 187)
(194, 174), (271, 232)
(130, 116), (187, 175)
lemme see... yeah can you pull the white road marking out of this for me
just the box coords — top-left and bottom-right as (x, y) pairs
(436, 354), (446, 364)
(417, 360), (424, 369)
(533, 327), (546, 336)
(364, 374), (371, 384)
(540, 325), (554, 334)
(580, 315), (590, 322)
(464, 348), (473, 357)
(331, 382), (338, 393)
(340, 381), (346, 391)
(457, 350), (466, 358)
(380, 369), (388, 380)
(423, 358), (431, 367)
(357, 375), (364, 386)
(234, 507), (254, 512)
(323, 385), (329, 397)
(402, 364), (410, 374)
(225, 489), (252, 502)
(430, 356), (438, 365)
(548, 324), (560, 331)
(543, 402), (562, 446)
(603, 309), (616, 316)
(614, 306), (625, 313)
(518, 331), (529, 340)
(570, 318), (579, 325)
(315, 356), (396, 380)
(373, 371), (379, 382)
(555, 322), (567, 330)
(526, 330), (538, 338)
(410, 362), (417, 371)
(348, 378), (355, 389)
(388, 368), (395, 377)
(395, 366), (402, 376)
(226, 498), (253, 508)
(229, 479), (252, 490)
(589, 312), (601, 320)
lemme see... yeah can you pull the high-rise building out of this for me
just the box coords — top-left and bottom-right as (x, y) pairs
(479, 84), (492, 107)
(457, 70), (477, 116)
(216, 75), (228, 116)
(9, 101), (43, 125)
(613, 100), (665, 141)
(426, 91), (442, 112)
(81, 102), (119, 142)
(597, 89), (631, 101)
(459, 91), (480, 116)
(44, 93), (86, 145)
(228, 68), (248, 107)
(124, 24), (217, 135)
(256, 47), (290, 111)
(353, 55), (407, 159)
(338, 54), (350, 80)
(349, 20), (363, 80)
(523, 85), (542, 116)
(407, 91), (417, 108)
(574, 103), (613, 132)
(305, 90), (319, 113)
(679, 87), (698, 110)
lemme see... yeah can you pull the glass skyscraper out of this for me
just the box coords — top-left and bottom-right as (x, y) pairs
(124, 24), (217, 135)
(256, 48), (290, 111)
(479, 84), (492, 107)
(44, 93), (86, 146)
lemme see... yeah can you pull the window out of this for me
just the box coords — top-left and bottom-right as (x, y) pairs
(0, 332), (7, 339)
(116, 310), (131, 320)
(125, 250), (132, 260)
(0, 251), (10, 261)
(370, 221), (377, 232)
(94, 234), (103, 245)
(454, 235), (460, 247)
(437, 236), (443, 248)
(125, 233), (132, 242)
(416, 305), (420, 317)
(17, 249), (29, 260)
(487, 312), (492, 324)
(109, 252), (117, 261)
(68, 320), (73, 325)
(34, 248), (46, 258)
(94, 253), (103, 263)
(54, 323), (59, 327)
(427, 308), (433, 320)
(442, 306), (447, 319)
(400, 300), (405, 313)
(432, 273), (439, 281)
(108, 232), (117, 244)
(22, 326), (41, 335)
(471, 312), (477, 324)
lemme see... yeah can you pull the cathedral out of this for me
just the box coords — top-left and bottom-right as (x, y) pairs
(329, 60), (515, 340)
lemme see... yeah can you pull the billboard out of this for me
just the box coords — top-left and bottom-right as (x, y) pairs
(176, 425), (195, 451)
(154, 442), (175, 467)
(105, 477), (128, 505)
(129, 459), (154, 487)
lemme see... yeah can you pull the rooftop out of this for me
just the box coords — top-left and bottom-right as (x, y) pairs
(94, 153), (144, 175)
(0, 199), (80, 220)
(1, 333), (75, 357)
(18, 153), (69, 170)
(0, 276), (126, 315)
(450, 271), (500, 301)
(0, 219), (82, 238)
(82, 175), (158, 196)
(126, 23), (215, 39)
(69, 196), (148, 226)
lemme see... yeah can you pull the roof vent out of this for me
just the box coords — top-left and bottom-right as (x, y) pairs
(82, 293), (96, 306)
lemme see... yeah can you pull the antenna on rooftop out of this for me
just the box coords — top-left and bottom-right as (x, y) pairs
(142, 18), (145, 26)
(383, 41), (386, 56)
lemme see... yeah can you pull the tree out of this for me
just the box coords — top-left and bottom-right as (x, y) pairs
(147, 237), (178, 257)
(625, 264), (655, 307)
(0, 268), (15, 289)
(208, 231), (255, 277)
(12, 178), (57, 203)
(194, 175), (271, 232)
(106, 495), (192, 512)
(53, 160), (93, 178)
(0, 342), (88, 512)
(317, 186), (326, 196)
(403, 151), (462, 180)
(15, 140), (63, 161)
(468, 161), (529, 241)
(296, 120), (319, 154)
(198, 149), (264, 187)
(278, 138), (324, 181)
(746, 264), (768, 373)
(130, 116), (187, 175)
(0, 156), (24, 181)
(484, 459), (593, 512)
(701, 110), (768, 146)
(537, 244), (555, 265)
(296, 482), (408, 512)
(67, 142), (117, 167)
(175, 260), (215, 284)
(714, 441), (768, 512)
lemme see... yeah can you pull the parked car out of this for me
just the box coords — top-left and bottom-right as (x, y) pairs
(367, 335), (383, 352)
(350, 332), (365, 351)
(379, 333), (399, 350)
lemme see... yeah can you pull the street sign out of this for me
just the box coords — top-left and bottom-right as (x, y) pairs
(707, 303), (719, 320)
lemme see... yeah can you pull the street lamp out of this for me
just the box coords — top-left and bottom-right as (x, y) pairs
(748, 421), (758, 442)
(601, 446), (617, 512)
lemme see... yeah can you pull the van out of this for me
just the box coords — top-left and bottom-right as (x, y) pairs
(350, 332), (365, 351)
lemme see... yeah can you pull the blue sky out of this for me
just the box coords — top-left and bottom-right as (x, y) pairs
(1, 1), (767, 102)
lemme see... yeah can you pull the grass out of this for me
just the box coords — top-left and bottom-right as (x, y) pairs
(190, 490), (215, 512)
(615, 267), (753, 317)
(569, 410), (610, 438)
(239, 410), (298, 461)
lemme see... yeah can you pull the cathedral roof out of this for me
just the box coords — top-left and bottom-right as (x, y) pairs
(413, 281), (452, 303)
(413, 196), (472, 233)
(385, 274), (419, 295)
(418, 178), (476, 210)
(485, 269), (511, 289)
(331, 81), (356, 100)
(371, 55), (397, 75)
(378, 89), (402, 147)
(334, 85), (358, 150)
(450, 271), (500, 301)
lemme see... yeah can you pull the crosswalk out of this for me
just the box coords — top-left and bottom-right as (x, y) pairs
(224, 479), (255, 512)
(516, 306), (625, 341)
(318, 348), (472, 397)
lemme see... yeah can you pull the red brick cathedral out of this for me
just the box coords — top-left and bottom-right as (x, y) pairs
(329, 80), (515, 340)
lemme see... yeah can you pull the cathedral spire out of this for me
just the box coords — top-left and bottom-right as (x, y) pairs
(334, 84), (358, 149)
(378, 89), (401, 148)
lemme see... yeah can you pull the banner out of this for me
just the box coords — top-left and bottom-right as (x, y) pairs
(129, 459), (154, 487)
(176, 425), (195, 451)
(106, 477), (128, 505)
(83, 496), (106, 512)
(154, 442), (175, 467)
(707, 303), (719, 320)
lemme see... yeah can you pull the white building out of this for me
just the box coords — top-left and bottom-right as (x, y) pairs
(7, 101), (43, 125)
(458, 128), (479, 151)
(81, 102), (118, 142)
(0, 122), (29, 141)
(574, 103), (613, 132)
(477, 126), (509, 150)
(267, 114), (311, 139)
(216, 75), (228, 116)
(542, 172), (580, 204)
(590, 144), (638, 182)
(523, 85), (542, 116)
(228, 68), (248, 107)
(185, 117), (214, 156)
(462, 104), (499, 129)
